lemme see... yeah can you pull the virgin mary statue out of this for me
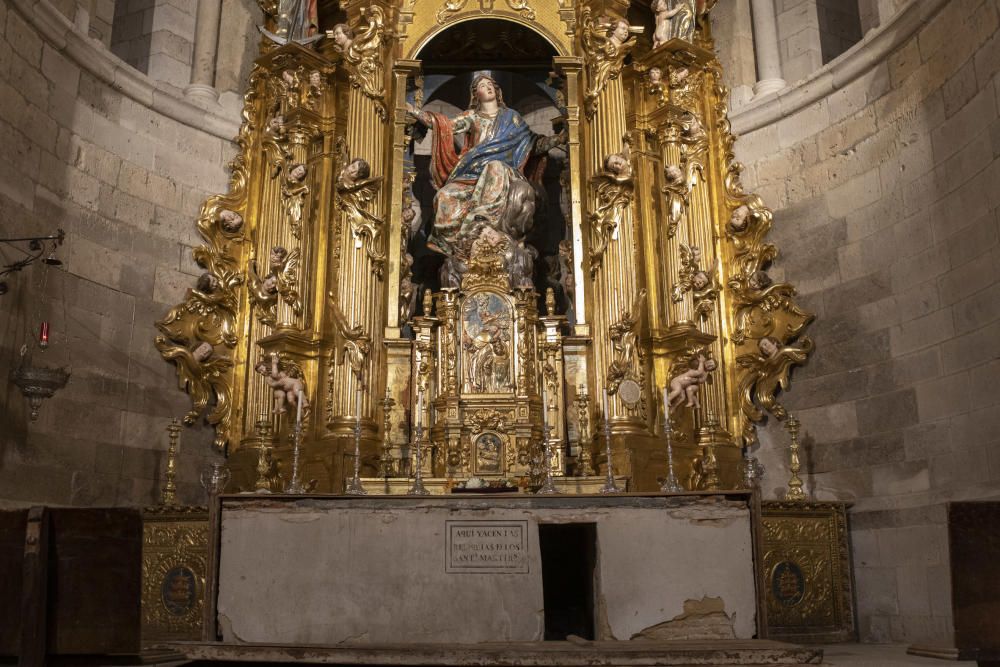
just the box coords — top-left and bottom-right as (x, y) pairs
(409, 73), (565, 287)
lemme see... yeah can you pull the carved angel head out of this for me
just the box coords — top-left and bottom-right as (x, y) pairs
(339, 157), (371, 186)
(192, 341), (214, 362)
(604, 152), (631, 178)
(648, 67), (663, 84)
(288, 163), (307, 182)
(196, 272), (219, 294)
(219, 209), (244, 233)
(609, 18), (630, 45)
(728, 204), (751, 233)
(758, 336), (780, 359)
(749, 270), (772, 290)
(269, 245), (288, 270)
(664, 164), (684, 185)
(330, 23), (354, 51)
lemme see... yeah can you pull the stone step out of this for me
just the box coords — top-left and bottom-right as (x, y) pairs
(169, 640), (824, 666)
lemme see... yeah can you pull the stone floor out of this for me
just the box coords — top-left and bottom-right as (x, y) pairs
(818, 644), (975, 666)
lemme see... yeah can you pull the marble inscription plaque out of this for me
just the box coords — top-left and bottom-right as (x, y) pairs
(446, 520), (529, 574)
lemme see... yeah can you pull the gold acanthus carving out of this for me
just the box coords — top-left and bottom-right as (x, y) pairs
(468, 409), (512, 434)
(579, 7), (635, 119)
(436, 0), (536, 25)
(671, 243), (718, 321)
(154, 61), (268, 450)
(339, 6), (389, 121)
(328, 293), (372, 388)
(736, 336), (814, 426)
(268, 63), (324, 113)
(606, 289), (646, 397)
(336, 141), (387, 280)
(588, 144), (634, 277)
(249, 245), (302, 327)
(710, 62), (815, 445)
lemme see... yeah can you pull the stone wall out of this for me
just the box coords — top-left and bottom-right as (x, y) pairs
(0, 1), (242, 508)
(725, 0), (1000, 645)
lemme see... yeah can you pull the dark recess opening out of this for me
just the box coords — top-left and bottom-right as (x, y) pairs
(539, 523), (596, 641)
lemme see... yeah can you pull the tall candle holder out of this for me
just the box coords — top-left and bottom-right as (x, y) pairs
(599, 389), (621, 494)
(284, 390), (306, 494)
(574, 386), (596, 476)
(161, 419), (181, 505)
(407, 390), (430, 495)
(536, 388), (560, 495)
(784, 415), (806, 500)
(379, 391), (396, 478)
(345, 388), (368, 495)
(253, 416), (273, 494)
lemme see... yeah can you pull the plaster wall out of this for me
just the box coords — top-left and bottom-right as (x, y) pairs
(722, 0), (1000, 645)
(217, 497), (756, 644)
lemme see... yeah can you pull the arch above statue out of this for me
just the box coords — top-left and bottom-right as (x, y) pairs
(404, 8), (572, 60)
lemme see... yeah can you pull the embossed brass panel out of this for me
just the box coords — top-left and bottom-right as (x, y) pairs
(141, 506), (209, 644)
(758, 501), (856, 643)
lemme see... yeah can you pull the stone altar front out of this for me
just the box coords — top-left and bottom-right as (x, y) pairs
(216, 494), (756, 645)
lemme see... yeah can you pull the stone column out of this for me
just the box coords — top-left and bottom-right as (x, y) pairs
(749, 0), (786, 98)
(185, 0), (223, 104)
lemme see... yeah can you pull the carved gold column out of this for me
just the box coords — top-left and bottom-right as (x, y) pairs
(325, 4), (394, 491)
(577, 3), (649, 489)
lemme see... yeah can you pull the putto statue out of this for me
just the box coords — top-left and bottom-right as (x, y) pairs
(255, 353), (309, 416)
(652, 0), (696, 46)
(408, 73), (565, 288)
(259, 0), (321, 45)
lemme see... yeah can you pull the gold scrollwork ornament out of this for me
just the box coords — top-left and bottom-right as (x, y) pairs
(336, 6), (389, 121)
(589, 141), (634, 276)
(579, 7), (637, 119)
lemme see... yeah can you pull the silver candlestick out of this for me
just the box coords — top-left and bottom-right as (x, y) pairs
(408, 390), (430, 495)
(660, 419), (683, 493)
(285, 390), (307, 494)
(599, 389), (621, 494)
(345, 388), (368, 495)
(660, 388), (683, 493)
(536, 388), (560, 495)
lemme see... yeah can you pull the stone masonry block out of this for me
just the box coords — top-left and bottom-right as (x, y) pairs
(915, 371), (971, 422)
(871, 459), (931, 496)
(895, 563), (931, 616)
(856, 388), (919, 434)
(889, 307), (955, 356)
(854, 564), (900, 615)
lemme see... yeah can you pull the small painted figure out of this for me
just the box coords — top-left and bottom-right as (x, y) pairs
(667, 353), (717, 409)
(255, 353), (309, 415)
(218, 209), (244, 234)
(338, 157), (372, 189)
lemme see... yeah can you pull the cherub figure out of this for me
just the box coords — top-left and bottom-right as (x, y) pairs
(283, 162), (309, 238)
(249, 246), (301, 326)
(191, 341), (215, 363)
(327, 23), (354, 52)
(648, 67), (663, 85)
(255, 353), (309, 416)
(652, 0), (688, 47)
(338, 157), (372, 189)
(218, 209), (244, 234)
(581, 9), (638, 117)
(603, 146), (633, 181)
(667, 353), (717, 409)
(652, 0), (695, 44)
(728, 204), (752, 234)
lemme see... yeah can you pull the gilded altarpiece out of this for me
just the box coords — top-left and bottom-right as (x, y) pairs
(155, 0), (815, 494)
